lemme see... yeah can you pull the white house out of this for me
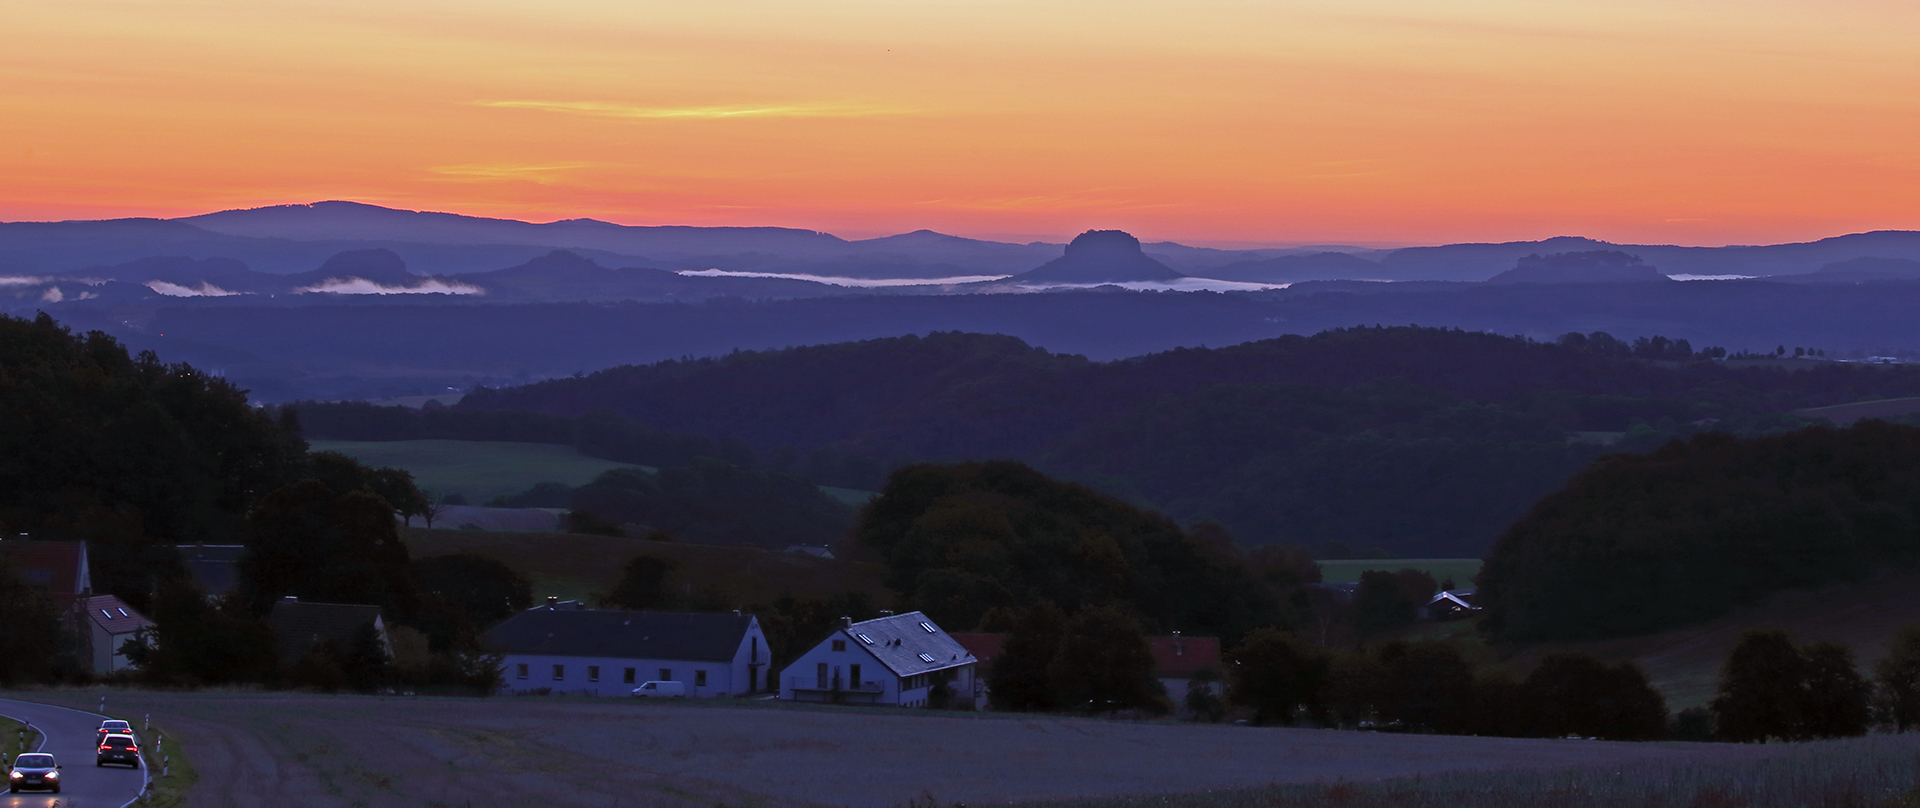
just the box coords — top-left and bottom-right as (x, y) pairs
(484, 603), (770, 697)
(779, 611), (975, 707)
(81, 594), (155, 674)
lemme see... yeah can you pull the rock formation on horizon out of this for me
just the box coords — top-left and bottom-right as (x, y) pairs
(1484, 250), (1670, 285)
(1007, 230), (1186, 284)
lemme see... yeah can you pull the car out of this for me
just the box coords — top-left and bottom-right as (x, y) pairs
(7, 753), (60, 794)
(98, 733), (141, 767)
(97, 719), (133, 739)
(630, 680), (686, 698)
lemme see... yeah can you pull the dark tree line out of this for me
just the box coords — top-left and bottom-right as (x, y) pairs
(505, 461), (854, 549)
(1480, 421), (1920, 643)
(445, 327), (1920, 557)
(855, 461), (1308, 646)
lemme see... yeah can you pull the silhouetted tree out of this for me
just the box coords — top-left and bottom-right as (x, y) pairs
(1876, 626), (1920, 732)
(1713, 629), (1808, 743)
(598, 554), (681, 610)
(413, 553), (533, 630)
(1228, 627), (1328, 725)
(1801, 641), (1871, 739)
(987, 601), (1067, 712)
(1048, 605), (1163, 714)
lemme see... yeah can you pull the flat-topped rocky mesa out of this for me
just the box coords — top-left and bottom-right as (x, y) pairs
(1009, 229), (1186, 284)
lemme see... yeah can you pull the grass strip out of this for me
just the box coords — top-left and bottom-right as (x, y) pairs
(0, 714), (43, 758)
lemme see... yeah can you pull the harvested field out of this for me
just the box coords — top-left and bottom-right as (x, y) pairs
(1797, 396), (1920, 427)
(1, 690), (1804, 808)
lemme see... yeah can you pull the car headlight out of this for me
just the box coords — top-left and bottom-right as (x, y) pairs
(44, 771), (58, 779)
(9, 771), (22, 779)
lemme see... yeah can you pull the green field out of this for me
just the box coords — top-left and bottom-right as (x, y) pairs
(1318, 558), (1482, 587)
(309, 440), (649, 503)
(314, 438), (880, 508)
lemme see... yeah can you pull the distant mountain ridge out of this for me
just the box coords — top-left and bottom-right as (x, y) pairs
(7, 201), (1920, 285)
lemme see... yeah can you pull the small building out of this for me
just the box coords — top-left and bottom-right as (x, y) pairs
(1423, 589), (1480, 621)
(780, 611), (976, 708)
(949, 631), (1007, 710)
(80, 594), (155, 674)
(0, 539), (92, 600)
(1149, 632), (1222, 716)
(267, 596), (392, 665)
(484, 604), (769, 697)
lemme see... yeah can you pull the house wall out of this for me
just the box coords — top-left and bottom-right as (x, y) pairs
(728, 619), (773, 693)
(778, 634), (975, 707)
(501, 653), (745, 697)
(781, 634), (895, 703)
(87, 623), (141, 674)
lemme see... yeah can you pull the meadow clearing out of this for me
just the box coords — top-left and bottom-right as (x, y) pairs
(309, 439), (649, 504)
(0, 690), (1858, 808)
(1315, 559), (1483, 587)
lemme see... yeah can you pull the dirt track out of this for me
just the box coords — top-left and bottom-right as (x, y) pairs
(2, 691), (1788, 808)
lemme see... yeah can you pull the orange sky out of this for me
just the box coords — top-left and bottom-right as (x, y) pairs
(3, 0), (1918, 246)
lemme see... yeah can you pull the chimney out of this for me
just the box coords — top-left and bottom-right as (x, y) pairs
(1173, 630), (1183, 656)
(547, 596), (559, 610)
(840, 616), (852, 628)
(879, 610), (893, 617)
(283, 595), (298, 602)
(733, 609), (741, 616)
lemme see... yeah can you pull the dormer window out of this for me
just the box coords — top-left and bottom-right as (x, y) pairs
(856, 633), (874, 644)
(918, 653), (936, 663)
(920, 622), (937, 633)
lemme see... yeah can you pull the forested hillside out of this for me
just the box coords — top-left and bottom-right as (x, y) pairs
(435, 327), (1920, 557)
(1480, 422), (1920, 643)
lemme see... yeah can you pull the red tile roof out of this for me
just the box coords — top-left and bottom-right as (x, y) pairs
(949, 632), (1006, 666)
(1148, 635), (1221, 678)
(946, 631), (1218, 678)
(0, 540), (90, 597)
(82, 595), (154, 635)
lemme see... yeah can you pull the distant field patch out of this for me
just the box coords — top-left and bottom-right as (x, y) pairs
(1318, 558), (1482, 587)
(1796, 396), (1920, 427)
(819, 485), (878, 507)
(309, 439), (646, 503)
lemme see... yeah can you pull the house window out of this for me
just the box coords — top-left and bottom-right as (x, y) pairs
(588, 666), (600, 683)
(623, 667), (636, 684)
(695, 670), (707, 687)
(516, 663), (529, 680)
(659, 668), (671, 681)
(552, 664), (565, 681)
(856, 633), (874, 644)
(817, 662), (828, 689)
(918, 653), (936, 663)
(832, 639), (846, 652)
(920, 622), (937, 633)
(849, 664), (861, 688)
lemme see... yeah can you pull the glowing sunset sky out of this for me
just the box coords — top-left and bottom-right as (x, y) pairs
(4, 0), (1917, 246)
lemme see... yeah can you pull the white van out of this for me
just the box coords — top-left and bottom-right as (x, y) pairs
(631, 680), (686, 698)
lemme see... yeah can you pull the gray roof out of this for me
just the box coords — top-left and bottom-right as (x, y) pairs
(176, 544), (245, 598)
(483, 608), (756, 662)
(838, 611), (973, 678)
(268, 598), (384, 663)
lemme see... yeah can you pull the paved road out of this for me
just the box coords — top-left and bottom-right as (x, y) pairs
(0, 699), (146, 808)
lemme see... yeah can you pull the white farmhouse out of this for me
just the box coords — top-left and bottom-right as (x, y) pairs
(779, 611), (976, 707)
(484, 603), (770, 697)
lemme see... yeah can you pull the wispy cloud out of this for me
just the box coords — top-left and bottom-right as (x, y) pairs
(147, 280), (243, 298)
(298, 277), (483, 296)
(0, 275), (48, 287)
(429, 162), (596, 184)
(473, 100), (913, 120)
(910, 193), (1175, 212)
